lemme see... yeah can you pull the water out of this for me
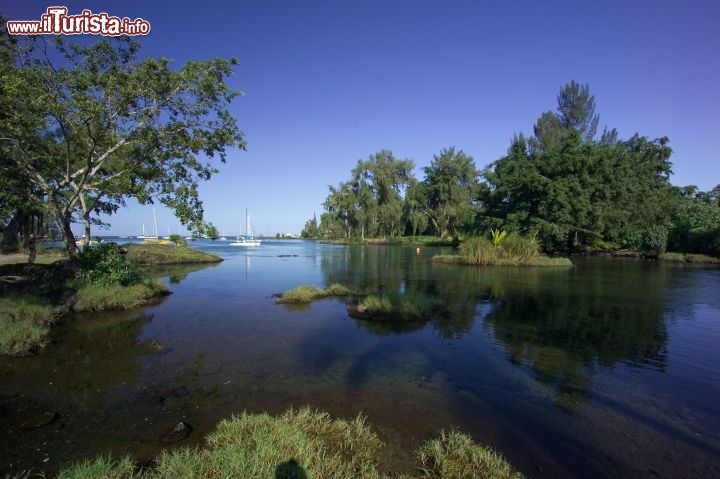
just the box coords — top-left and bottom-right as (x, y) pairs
(1, 239), (719, 478)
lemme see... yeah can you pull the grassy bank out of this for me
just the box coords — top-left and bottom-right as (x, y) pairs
(73, 279), (170, 312)
(0, 294), (57, 355)
(125, 243), (222, 266)
(433, 254), (572, 267)
(276, 283), (353, 304)
(55, 407), (522, 479)
(658, 252), (720, 264)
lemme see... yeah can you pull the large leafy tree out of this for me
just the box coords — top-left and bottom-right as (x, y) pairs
(418, 147), (479, 238)
(0, 32), (245, 255)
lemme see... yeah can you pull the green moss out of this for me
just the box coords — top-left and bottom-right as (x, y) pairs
(0, 294), (56, 356)
(276, 283), (353, 304)
(57, 408), (523, 479)
(73, 279), (169, 312)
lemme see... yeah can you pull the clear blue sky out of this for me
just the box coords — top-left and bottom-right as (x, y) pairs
(5, 1), (720, 236)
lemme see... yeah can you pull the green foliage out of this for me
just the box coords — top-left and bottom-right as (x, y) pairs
(58, 455), (138, 479)
(125, 243), (221, 265)
(417, 429), (523, 479)
(76, 242), (142, 286)
(73, 279), (169, 312)
(169, 234), (188, 247)
(0, 295), (56, 355)
(301, 213), (320, 238)
(490, 228), (508, 247)
(1, 34), (245, 255)
(658, 252), (719, 264)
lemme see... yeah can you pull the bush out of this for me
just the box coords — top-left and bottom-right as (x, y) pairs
(76, 242), (141, 286)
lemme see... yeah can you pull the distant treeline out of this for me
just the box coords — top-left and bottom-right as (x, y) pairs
(302, 82), (719, 255)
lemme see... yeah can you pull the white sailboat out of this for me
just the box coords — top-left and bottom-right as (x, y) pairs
(143, 207), (171, 245)
(230, 209), (261, 246)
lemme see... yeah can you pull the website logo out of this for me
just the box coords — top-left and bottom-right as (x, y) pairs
(6, 7), (151, 36)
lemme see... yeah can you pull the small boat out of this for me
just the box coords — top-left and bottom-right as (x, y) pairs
(230, 209), (261, 247)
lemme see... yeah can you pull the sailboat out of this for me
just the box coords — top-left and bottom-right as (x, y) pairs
(220, 229), (227, 241)
(230, 209), (261, 246)
(143, 208), (171, 245)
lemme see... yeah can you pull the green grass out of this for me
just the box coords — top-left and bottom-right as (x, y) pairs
(433, 235), (571, 268)
(417, 429), (523, 479)
(276, 283), (353, 304)
(659, 252), (720, 263)
(57, 407), (523, 479)
(350, 291), (442, 321)
(0, 294), (56, 356)
(73, 279), (170, 312)
(124, 244), (222, 266)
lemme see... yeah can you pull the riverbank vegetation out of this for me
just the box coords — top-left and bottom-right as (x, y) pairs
(125, 243), (222, 266)
(301, 82), (719, 262)
(0, 294), (57, 356)
(54, 407), (522, 479)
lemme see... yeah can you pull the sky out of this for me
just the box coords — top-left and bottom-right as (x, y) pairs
(4, 0), (720, 236)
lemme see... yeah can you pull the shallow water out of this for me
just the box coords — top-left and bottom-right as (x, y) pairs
(1, 239), (719, 478)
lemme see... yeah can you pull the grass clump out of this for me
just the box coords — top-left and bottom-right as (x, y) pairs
(57, 408), (523, 479)
(277, 283), (352, 304)
(74, 279), (169, 312)
(460, 237), (498, 266)
(417, 429), (523, 479)
(0, 295), (56, 355)
(350, 291), (442, 321)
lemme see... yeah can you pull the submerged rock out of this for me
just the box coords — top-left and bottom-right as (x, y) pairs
(161, 420), (193, 444)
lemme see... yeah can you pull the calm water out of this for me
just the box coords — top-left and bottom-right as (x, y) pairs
(1, 239), (719, 478)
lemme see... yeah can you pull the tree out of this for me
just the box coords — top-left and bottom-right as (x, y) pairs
(529, 81), (601, 153)
(300, 213), (319, 238)
(0, 33), (245, 255)
(419, 147), (478, 238)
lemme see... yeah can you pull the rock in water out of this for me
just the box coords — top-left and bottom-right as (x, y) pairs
(161, 421), (193, 444)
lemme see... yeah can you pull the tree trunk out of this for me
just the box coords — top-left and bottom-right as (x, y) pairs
(49, 202), (78, 256)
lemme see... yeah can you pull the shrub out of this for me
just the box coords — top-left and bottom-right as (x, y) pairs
(76, 242), (141, 286)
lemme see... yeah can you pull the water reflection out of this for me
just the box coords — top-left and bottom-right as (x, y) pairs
(322, 250), (672, 414)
